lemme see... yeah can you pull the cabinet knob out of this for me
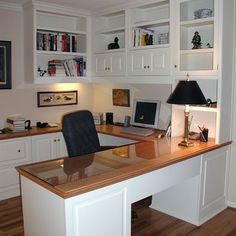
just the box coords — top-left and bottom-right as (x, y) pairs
(174, 65), (178, 68)
(54, 139), (57, 142)
(144, 66), (146, 69)
(18, 149), (21, 152)
(147, 65), (150, 69)
(57, 139), (60, 142)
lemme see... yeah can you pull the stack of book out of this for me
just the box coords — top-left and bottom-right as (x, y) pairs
(6, 115), (26, 132)
(48, 60), (66, 76)
(47, 57), (86, 77)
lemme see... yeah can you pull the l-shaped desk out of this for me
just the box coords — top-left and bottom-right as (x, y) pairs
(17, 125), (231, 236)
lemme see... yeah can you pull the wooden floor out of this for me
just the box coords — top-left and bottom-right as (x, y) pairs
(1, 196), (236, 236)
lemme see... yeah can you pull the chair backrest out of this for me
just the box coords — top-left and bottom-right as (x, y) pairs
(62, 110), (101, 157)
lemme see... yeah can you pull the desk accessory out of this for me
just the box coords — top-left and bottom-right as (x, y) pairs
(167, 77), (207, 147)
(93, 113), (103, 125)
(124, 116), (131, 127)
(106, 112), (113, 124)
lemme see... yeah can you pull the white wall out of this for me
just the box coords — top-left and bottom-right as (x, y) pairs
(0, 7), (94, 128)
(92, 83), (172, 130)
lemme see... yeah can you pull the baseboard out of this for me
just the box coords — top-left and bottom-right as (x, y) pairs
(227, 201), (236, 208)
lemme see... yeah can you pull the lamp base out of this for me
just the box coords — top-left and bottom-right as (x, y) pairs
(178, 140), (194, 147)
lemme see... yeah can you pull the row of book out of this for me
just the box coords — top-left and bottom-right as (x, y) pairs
(37, 31), (79, 52)
(6, 115), (26, 132)
(132, 28), (169, 47)
(47, 57), (86, 77)
(132, 28), (154, 47)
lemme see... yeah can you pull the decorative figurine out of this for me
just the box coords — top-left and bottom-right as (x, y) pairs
(37, 67), (47, 77)
(206, 43), (213, 48)
(108, 37), (120, 50)
(191, 31), (202, 49)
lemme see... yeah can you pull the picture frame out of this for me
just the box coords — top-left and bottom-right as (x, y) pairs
(112, 89), (130, 107)
(0, 41), (11, 89)
(37, 90), (78, 107)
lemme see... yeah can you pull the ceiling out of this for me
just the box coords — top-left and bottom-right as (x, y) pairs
(1, 0), (135, 12)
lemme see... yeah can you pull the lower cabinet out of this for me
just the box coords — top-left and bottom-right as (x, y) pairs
(32, 132), (68, 162)
(0, 137), (31, 200)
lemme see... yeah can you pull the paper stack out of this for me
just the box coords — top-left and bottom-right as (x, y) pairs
(6, 114), (26, 132)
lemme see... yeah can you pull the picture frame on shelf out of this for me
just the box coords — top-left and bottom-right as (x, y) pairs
(0, 41), (11, 89)
(37, 90), (78, 107)
(112, 89), (130, 107)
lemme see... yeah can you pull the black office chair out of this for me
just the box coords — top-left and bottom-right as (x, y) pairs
(62, 110), (101, 157)
(62, 110), (113, 157)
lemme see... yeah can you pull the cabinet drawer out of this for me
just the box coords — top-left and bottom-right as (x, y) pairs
(0, 137), (31, 166)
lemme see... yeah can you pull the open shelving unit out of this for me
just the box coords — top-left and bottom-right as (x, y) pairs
(24, 2), (90, 83)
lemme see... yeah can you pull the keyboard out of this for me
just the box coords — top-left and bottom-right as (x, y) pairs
(121, 126), (154, 136)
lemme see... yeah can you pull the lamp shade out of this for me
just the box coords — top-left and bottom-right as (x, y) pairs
(167, 80), (207, 105)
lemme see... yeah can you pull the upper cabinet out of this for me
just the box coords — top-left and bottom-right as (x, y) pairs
(93, 10), (126, 76)
(175, 0), (217, 75)
(23, 2), (91, 84)
(92, 0), (172, 78)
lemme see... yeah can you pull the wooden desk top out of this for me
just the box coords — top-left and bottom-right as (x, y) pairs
(16, 133), (231, 199)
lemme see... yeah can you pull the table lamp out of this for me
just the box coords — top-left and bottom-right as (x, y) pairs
(167, 79), (207, 147)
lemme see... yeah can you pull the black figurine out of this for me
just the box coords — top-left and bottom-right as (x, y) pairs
(108, 37), (120, 50)
(191, 31), (202, 49)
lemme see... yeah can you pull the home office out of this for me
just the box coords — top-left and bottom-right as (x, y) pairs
(0, 0), (236, 235)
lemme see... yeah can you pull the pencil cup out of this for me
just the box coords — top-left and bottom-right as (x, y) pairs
(200, 129), (208, 142)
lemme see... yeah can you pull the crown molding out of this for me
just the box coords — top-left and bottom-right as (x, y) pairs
(0, 2), (23, 11)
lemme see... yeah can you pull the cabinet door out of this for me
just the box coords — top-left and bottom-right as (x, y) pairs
(200, 148), (227, 209)
(0, 137), (31, 200)
(111, 52), (126, 75)
(56, 132), (68, 158)
(32, 133), (57, 162)
(128, 50), (146, 75)
(128, 48), (170, 75)
(95, 54), (112, 76)
(95, 53), (125, 76)
(150, 48), (170, 75)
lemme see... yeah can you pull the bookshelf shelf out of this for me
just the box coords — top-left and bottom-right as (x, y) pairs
(24, 2), (88, 84)
(180, 17), (214, 27)
(131, 19), (170, 28)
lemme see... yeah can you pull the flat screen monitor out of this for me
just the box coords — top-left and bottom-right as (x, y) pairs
(131, 99), (161, 129)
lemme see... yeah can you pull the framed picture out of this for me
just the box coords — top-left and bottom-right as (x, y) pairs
(112, 89), (130, 107)
(0, 41), (11, 89)
(37, 90), (78, 107)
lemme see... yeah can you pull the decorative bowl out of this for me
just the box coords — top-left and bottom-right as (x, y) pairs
(194, 9), (213, 19)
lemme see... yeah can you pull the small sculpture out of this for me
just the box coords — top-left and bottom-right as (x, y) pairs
(108, 37), (120, 50)
(191, 31), (202, 49)
(206, 43), (213, 48)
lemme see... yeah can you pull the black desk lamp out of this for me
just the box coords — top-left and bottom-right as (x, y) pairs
(167, 79), (207, 147)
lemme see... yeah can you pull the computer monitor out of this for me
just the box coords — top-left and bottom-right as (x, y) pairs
(131, 99), (161, 129)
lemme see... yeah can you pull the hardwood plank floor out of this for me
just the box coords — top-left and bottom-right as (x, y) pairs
(1, 196), (236, 236)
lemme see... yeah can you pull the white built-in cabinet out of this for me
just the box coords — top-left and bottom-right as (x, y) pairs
(0, 137), (31, 201)
(95, 52), (126, 76)
(128, 48), (170, 75)
(31, 132), (68, 162)
(23, 1), (90, 84)
(93, 0), (171, 77)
